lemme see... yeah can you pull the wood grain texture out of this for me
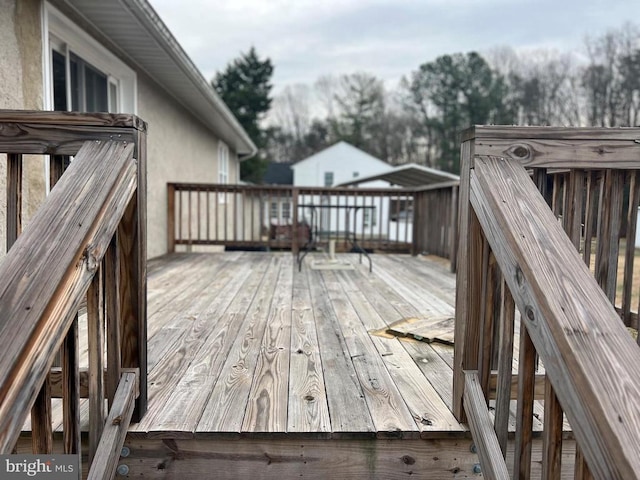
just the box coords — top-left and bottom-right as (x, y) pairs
(463, 371), (510, 479)
(149, 257), (267, 436)
(464, 124), (640, 142)
(494, 280), (515, 456)
(333, 270), (460, 436)
(122, 437), (482, 480)
(242, 255), (294, 433)
(30, 378), (52, 454)
(322, 270), (419, 437)
(305, 267), (375, 436)
(288, 276), (331, 433)
(62, 318), (80, 455)
(594, 170), (624, 302)
(133, 255), (253, 435)
(513, 324), (536, 480)
(0, 140), (136, 452)
(86, 372), (137, 480)
(470, 154), (640, 479)
(105, 236), (121, 409)
(197, 257), (282, 434)
(623, 171), (640, 326)
(543, 378), (564, 480)
(87, 267), (105, 464)
(453, 139), (480, 422)
(473, 137), (640, 169)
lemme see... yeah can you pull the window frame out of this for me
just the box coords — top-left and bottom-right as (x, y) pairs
(324, 171), (334, 187)
(218, 141), (230, 203)
(43, 3), (137, 114)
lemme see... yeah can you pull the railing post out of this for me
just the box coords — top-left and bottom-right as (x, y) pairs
(292, 188), (299, 256)
(411, 190), (420, 256)
(167, 183), (176, 253)
(453, 137), (483, 422)
(118, 129), (147, 422)
(449, 184), (459, 272)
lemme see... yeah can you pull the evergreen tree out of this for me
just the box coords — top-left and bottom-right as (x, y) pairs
(213, 47), (273, 183)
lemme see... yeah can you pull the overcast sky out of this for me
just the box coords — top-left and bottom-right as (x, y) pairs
(149, 0), (637, 92)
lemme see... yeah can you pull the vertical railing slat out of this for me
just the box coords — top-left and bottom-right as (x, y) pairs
(167, 184), (175, 253)
(583, 172), (598, 267)
(542, 378), (564, 480)
(105, 235), (121, 408)
(513, 322), (536, 480)
(6, 153), (22, 251)
(595, 170), (624, 302)
(62, 317), (81, 455)
(87, 266), (105, 464)
(30, 379), (53, 454)
(623, 171), (640, 327)
(494, 279), (515, 457)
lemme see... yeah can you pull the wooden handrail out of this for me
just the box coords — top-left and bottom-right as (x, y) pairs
(462, 154), (640, 478)
(0, 140), (136, 452)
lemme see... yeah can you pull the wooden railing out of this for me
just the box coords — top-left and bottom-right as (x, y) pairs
(0, 111), (147, 479)
(167, 182), (459, 264)
(454, 126), (640, 479)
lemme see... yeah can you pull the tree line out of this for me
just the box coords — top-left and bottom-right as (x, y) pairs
(213, 23), (640, 181)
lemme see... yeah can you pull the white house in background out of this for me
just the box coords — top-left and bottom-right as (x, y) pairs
(291, 142), (394, 241)
(292, 141), (389, 188)
(0, 0), (256, 259)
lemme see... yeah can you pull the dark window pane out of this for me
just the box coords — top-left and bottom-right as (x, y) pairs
(84, 62), (108, 112)
(68, 53), (108, 112)
(52, 50), (67, 111)
(70, 55), (80, 111)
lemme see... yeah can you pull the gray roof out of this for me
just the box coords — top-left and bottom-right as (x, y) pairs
(263, 162), (294, 185)
(337, 163), (459, 187)
(54, 0), (256, 157)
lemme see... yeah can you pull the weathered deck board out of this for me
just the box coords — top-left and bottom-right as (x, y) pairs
(287, 272), (331, 434)
(321, 269), (420, 437)
(147, 255), (273, 437)
(197, 256), (283, 434)
(241, 255), (294, 433)
(305, 267), (376, 436)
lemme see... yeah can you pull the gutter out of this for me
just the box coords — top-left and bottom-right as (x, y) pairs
(121, 0), (258, 157)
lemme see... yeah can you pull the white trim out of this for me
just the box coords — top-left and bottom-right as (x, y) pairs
(41, 1), (51, 194)
(43, 2), (137, 114)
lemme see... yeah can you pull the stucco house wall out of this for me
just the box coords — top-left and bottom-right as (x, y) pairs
(137, 74), (239, 258)
(0, 0), (46, 258)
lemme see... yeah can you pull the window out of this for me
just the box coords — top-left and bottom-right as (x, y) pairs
(44, 4), (137, 192)
(363, 207), (377, 227)
(218, 142), (229, 184)
(282, 202), (291, 220)
(218, 142), (229, 203)
(44, 4), (136, 113)
(270, 202), (279, 219)
(324, 171), (334, 187)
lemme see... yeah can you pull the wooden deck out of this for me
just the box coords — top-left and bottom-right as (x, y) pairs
(132, 251), (461, 440)
(19, 251), (577, 478)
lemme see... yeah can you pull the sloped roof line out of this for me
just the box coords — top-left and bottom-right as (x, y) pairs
(59, 0), (256, 157)
(337, 163), (460, 187)
(291, 141), (389, 169)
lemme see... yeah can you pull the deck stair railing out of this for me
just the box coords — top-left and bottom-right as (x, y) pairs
(454, 126), (640, 479)
(167, 181), (459, 267)
(0, 111), (147, 479)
